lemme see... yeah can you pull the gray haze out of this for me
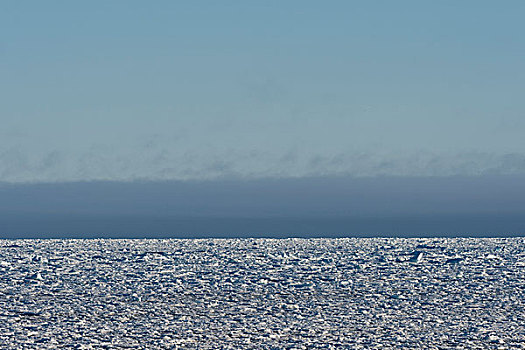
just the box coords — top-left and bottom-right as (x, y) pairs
(1, 175), (524, 238)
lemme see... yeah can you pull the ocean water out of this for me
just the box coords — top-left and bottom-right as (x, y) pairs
(1, 238), (524, 349)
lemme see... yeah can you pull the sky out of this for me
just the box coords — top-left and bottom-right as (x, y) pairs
(2, 1), (525, 182)
(1, 2), (525, 236)
(2, 176), (525, 237)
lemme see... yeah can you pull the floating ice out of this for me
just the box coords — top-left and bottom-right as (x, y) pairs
(0, 238), (523, 348)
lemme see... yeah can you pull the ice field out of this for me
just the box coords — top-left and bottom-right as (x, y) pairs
(1, 238), (524, 349)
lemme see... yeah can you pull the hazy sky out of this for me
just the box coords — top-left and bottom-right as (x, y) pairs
(2, 1), (525, 182)
(2, 176), (525, 237)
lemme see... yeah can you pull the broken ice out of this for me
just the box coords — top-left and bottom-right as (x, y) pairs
(0, 238), (524, 348)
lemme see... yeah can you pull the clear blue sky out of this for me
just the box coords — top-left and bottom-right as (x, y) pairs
(2, 1), (525, 182)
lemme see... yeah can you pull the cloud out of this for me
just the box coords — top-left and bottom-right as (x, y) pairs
(3, 144), (525, 183)
(0, 147), (28, 179)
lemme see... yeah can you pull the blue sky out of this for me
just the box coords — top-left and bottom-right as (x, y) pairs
(2, 1), (525, 182)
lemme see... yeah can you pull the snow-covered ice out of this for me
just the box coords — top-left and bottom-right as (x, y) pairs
(0, 238), (524, 349)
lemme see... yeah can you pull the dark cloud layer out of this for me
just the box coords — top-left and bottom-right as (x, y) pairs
(1, 175), (525, 238)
